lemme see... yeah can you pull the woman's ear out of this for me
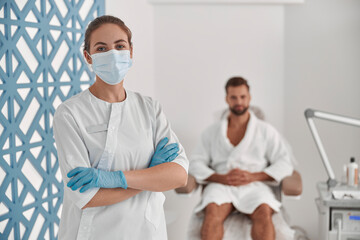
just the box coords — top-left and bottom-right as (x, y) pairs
(84, 50), (92, 64)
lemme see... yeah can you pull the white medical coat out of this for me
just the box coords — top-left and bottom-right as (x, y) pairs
(189, 112), (293, 214)
(53, 89), (188, 240)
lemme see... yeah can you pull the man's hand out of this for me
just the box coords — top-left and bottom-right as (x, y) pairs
(226, 168), (254, 186)
(205, 168), (254, 186)
(205, 169), (274, 186)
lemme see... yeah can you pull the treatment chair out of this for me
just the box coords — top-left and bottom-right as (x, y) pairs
(176, 107), (303, 240)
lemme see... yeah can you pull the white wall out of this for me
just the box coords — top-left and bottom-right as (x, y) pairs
(284, 0), (360, 239)
(153, 4), (286, 152)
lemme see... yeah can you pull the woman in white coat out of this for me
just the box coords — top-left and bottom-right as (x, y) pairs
(53, 15), (189, 240)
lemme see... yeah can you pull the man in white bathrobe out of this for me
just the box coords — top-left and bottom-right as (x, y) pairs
(189, 77), (294, 240)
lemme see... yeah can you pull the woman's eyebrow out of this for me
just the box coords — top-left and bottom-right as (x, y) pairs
(114, 39), (127, 44)
(94, 41), (107, 47)
(93, 39), (127, 47)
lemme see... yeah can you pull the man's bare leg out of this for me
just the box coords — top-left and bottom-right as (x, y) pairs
(249, 204), (275, 240)
(201, 203), (234, 240)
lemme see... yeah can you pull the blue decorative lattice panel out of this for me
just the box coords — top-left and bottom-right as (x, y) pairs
(0, 0), (104, 239)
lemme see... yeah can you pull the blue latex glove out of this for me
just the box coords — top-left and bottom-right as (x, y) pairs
(67, 167), (127, 193)
(149, 137), (179, 168)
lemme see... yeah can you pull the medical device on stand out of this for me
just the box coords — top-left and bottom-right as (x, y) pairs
(305, 109), (360, 240)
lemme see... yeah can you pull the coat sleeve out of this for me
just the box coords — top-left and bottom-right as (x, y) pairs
(152, 100), (189, 173)
(53, 105), (99, 209)
(189, 128), (216, 184)
(263, 124), (294, 183)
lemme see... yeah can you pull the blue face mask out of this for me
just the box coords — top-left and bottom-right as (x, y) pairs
(88, 49), (133, 85)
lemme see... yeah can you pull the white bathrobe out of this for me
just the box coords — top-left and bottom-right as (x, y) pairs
(189, 112), (293, 214)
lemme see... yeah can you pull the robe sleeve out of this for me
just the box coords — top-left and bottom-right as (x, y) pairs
(53, 105), (99, 209)
(263, 124), (294, 183)
(152, 100), (189, 173)
(189, 128), (216, 184)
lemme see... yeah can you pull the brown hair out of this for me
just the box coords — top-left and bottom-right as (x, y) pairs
(84, 15), (132, 52)
(225, 76), (250, 93)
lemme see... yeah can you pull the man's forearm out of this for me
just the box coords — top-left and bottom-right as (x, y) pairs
(82, 188), (142, 209)
(252, 172), (274, 182)
(205, 173), (227, 184)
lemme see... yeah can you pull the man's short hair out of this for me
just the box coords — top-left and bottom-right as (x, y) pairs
(225, 77), (250, 93)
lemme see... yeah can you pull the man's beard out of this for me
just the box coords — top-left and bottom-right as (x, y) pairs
(229, 106), (249, 116)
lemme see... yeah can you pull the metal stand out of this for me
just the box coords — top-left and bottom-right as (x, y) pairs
(304, 109), (360, 189)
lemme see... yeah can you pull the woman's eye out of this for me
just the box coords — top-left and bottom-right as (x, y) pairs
(116, 45), (125, 49)
(97, 47), (106, 51)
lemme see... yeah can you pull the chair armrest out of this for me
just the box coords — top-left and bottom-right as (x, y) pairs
(175, 175), (198, 194)
(281, 170), (302, 196)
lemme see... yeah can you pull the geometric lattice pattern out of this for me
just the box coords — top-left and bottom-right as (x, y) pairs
(0, 1), (104, 239)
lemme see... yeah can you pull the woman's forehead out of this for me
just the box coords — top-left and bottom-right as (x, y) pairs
(90, 24), (128, 44)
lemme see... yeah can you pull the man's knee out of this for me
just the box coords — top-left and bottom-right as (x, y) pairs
(205, 203), (222, 220)
(204, 203), (233, 221)
(250, 204), (273, 221)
